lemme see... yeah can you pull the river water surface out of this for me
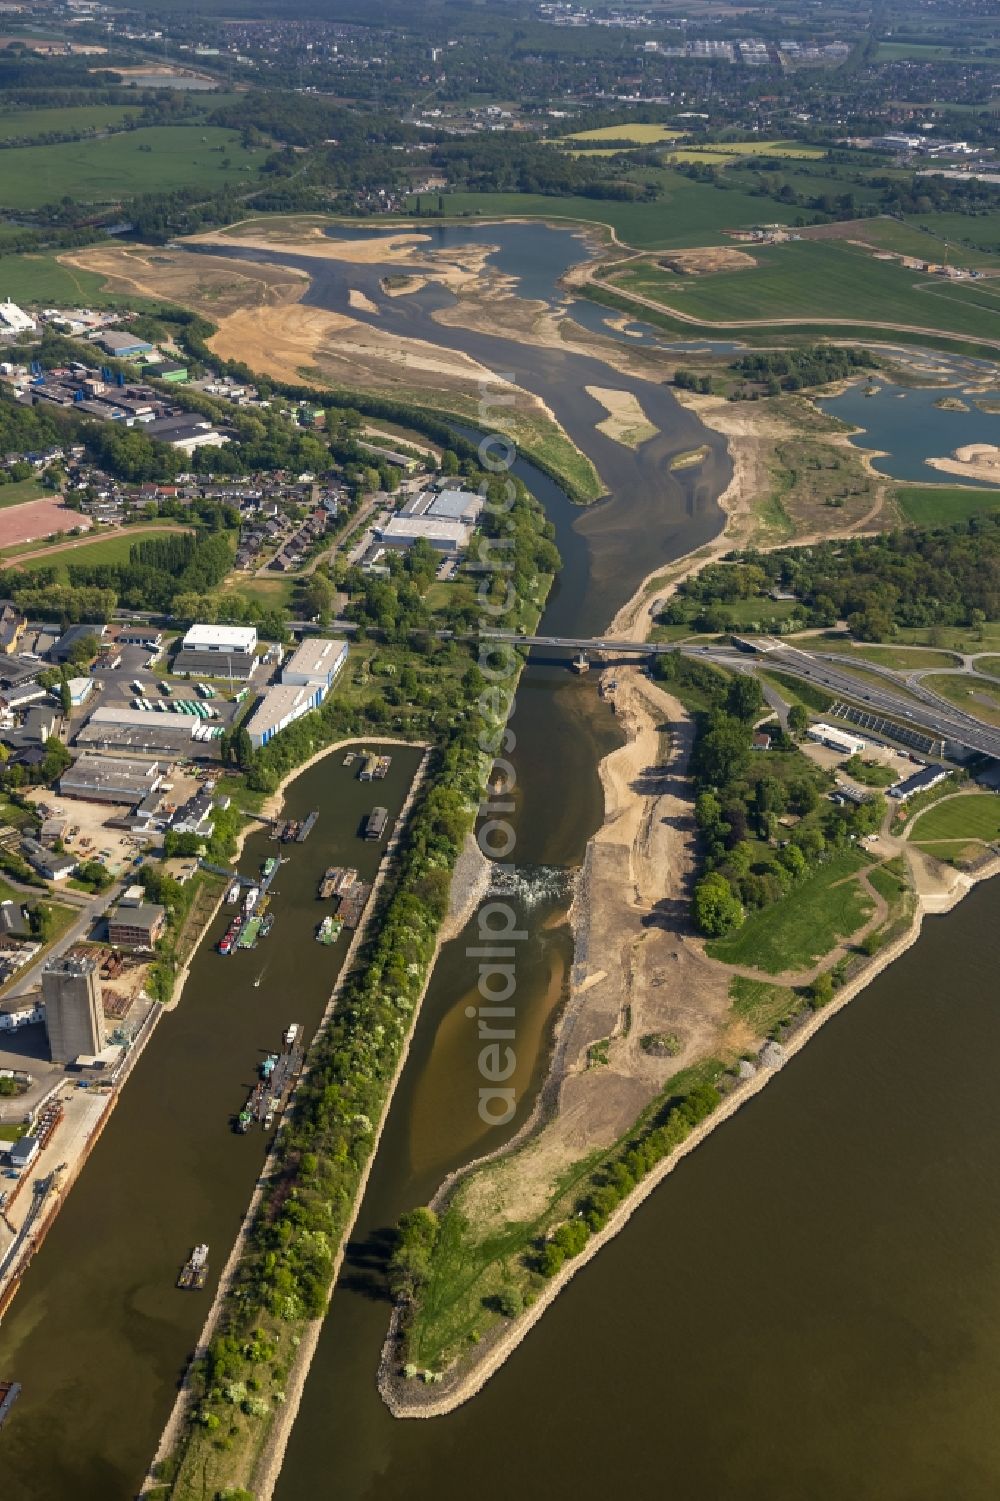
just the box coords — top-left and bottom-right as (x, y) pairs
(1, 221), (998, 1500)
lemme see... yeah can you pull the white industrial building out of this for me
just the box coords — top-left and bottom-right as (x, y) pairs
(807, 722), (866, 757)
(375, 514), (473, 555)
(181, 624), (258, 656)
(400, 487), (484, 527)
(282, 637), (348, 692)
(0, 300), (36, 335)
(175, 623), (258, 680)
(245, 683), (322, 749)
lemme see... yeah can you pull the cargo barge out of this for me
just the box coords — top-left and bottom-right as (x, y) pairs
(364, 806), (388, 841)
(0, 1380), (21, 1429)
(337, 880), (372, 929)
(236, 1027), (305, 1132)
(177, 1244), (209, 1290)
(317, 865), (358, 900)
(358, 753), (392, 782)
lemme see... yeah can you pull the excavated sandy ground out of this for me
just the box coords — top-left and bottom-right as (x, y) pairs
(926, 442), (1000, 483)
(458, 669), (731, 1232)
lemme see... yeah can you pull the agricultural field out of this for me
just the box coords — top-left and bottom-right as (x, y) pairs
(875, 41), (988, 61)
(0, 126), (263, 210)
(408, 173), (803, 250)
(893, 485), (1000, 525)
(562, 123), (682, 144)
(666, 139), (826, 164)
(606, 240), (1000, 342)
(908, 793), (1000, 852)
(0, 104), (135, 140)
(845, 216), (1000, 269)
(705, 849), (873, 975)
(901, 210), (1000, 257)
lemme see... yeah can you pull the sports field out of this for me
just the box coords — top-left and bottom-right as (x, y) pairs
(0, 126), (262, 210)
(11, 525), (186, 575)
(0, 497), (90, 551)
(909, 793), (1000, 847)
(607, 241), (1000, 341)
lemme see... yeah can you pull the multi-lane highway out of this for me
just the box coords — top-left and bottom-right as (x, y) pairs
(478, 630), (1000, 760)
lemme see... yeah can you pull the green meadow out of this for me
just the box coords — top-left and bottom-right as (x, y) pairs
(607, 240), (1000, 342)
(0, 126), (262, 210)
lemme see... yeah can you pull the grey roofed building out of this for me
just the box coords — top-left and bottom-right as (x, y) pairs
(0, 602), (25, 653)
(170, 790), (215, 838)
(172, 647), (255, 680)
(0, 899), (30, 937)
(8, 1135), (40, 1171)
(107, 902), (166, 950)
(888, 765), (950, 801)
(0, 654), (43, 692)
(21, 837), (76, 881)
(97, 329), (154, 357)
(49, 623), (105, 665)
(23, 706), (59, 744)
(60, 753), (164, 806)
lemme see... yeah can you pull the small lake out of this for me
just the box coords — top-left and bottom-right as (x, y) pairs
(819, 379), (1000, 487)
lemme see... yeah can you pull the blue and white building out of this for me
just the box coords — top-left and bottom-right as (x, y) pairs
(244, 637), (348, 749)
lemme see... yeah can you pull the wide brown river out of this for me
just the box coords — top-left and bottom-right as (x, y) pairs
(1, 222), (998, 1500)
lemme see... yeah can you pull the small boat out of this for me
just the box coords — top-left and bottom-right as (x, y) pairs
(343, 752), (356, 767)
(316, 914), (343, 945)
(259, 913), (274, 938)
(177, 1244), (209, 1290)
(262, 857), (278, 880)
(263, 1109), (275, 1130)
(244, 885), (260, 915)
(236, 1107), (252, 1134)
(253, 973), (263, 989)
(260, 1053), (279, 1080)
(284, 1022), (299, 1048)
(225, 879), (241, 904)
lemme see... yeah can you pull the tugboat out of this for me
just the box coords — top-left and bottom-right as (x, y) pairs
(177, 1244), (209, 1290)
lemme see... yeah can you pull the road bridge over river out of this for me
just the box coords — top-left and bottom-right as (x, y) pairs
(478, 632), (1000, 761)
